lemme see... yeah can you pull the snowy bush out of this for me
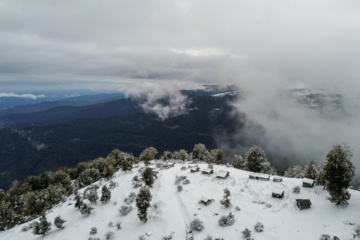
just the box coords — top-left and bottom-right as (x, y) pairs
(181, 166), (187, 170)
(183, 179), (190, 185)
(124, 192), (137, 204)
(80, 203), (94, 215)
(162, 232), (174, 240)
(119, 205), (133, 216)
(175, 175), (187, 185)
(138, 235), (146, 240)
(90, 227), (97, 235)
(54, 216), (66, 229)
(242, 228), (253, 240)
(108, 221), (114, 227)
(115, 221), (122, 230)
(190, 218), (204, 231)
(88, 238), (100, 240)
(204, 235), (213, 240)
(21, 221), (37, 232)
(235, 206), (241, 211)
(177, 185), (183, 192)
(319, 234), (331, 240)
(254, 222), (264, 232)
(353, 225), (360, 239)
(208, 163), (214, 169)
(109, 181), (117, 189)
(105, 231), (114, 240)
(218, 212), (235, 227)
(293, 186), (301, 193)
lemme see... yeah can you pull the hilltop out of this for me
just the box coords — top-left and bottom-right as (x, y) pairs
(1, 162), (359, 240)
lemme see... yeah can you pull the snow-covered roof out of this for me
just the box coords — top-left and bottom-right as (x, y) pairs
(249, 173), (270, 179)
(217, 170), (229, 178)
(202, 169), (212, 173)
(190, 167), (199, 171)
(273, 176), (282, 180)
(272, 189), (284, 195)
(302, 178), (315, 184)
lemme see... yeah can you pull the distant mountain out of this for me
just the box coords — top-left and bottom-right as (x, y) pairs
(0, 93), (248, 189)
(0, 92), (125, 117)
(0, 97), (138, 129)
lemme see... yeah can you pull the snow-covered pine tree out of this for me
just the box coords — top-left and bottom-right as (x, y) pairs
(140, 147), (158, 166)
(178, 149), (188, 161)
(162, 151), (173, 160)
(100, 185), (111, 203)
(136, 187), (152, 223)
(87, 186), (99, 204)
(220, 188), (231, 207)
(74, 192), (83, 209)
(142, 168), (155, 187)
(0, 202), (14, 231)
(232, 155), (245, 169)
(242, 228), (253, 240)
(33, 212), (51, 235)
(121, 158), (133, 173)
(245, 146), (273, 173)
(304, 161), (319, 180)
(54, 216), (66, 229)
(323, 144), (355, 206)
(80, 203), (94, 215)
(192, 143), (211, 162)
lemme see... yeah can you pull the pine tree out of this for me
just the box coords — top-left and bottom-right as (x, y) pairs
(140, 147), (158, 165)
(245, 146), (271, 173)
(54, 216), (66, 229)
(121, 159), (133, 173)
(192, 143), (210, 162)
(74, 192), (83, 209)
(220, 188), (231, 207)
(323, 144), (355, 206)
(305, 161), (319, 180)
(142, 168), (155, 187)
(33, 212), (51, 235)
(0, 202), (14, 231)
(232, 155), (245, 169)
(80, 203), (94, 215)
(100, 185), (111, 203)
(136, 187), (152, 223)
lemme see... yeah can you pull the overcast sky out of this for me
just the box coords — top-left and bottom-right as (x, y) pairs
(1, 0), (360, 92)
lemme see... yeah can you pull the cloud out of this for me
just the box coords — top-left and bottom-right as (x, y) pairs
(126, 81), (190, 120)
(0, 92), (45, 99)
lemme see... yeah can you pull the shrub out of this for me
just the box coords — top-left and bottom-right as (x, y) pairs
(177, 186), (183, 192)
(90, 227), (97, 235)
(181, 166), (187, 170)
(292, 186), (301, 193)
(175, 176), (187, 185)
(242, 228), (253, 240)
(115, 221), (122, 230)
(220, 188), (231, 207)
(80, 204), (94, 215)
(54, 216), (66, 229)
(139, 235), (146, 240)
(162, 232), (174, 240)
(254, 222), (264, 232)
(320, 234), (331, 240)
(119, 205), (133, 216)
(105, 231), (114, 240)
(183, 179), (190, 185)
(218, 212), (235, 227)
(124, 192), (137, 204)
(235, 206), (241, 211)
(100, 185), (111, 203)
(190, 218), (204, 231)
(32, 212), (51, 236)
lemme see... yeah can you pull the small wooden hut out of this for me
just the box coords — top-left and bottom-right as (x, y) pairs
(190, 167), (200, 173)
(272, 189), (284, 199)
(273, 176), (283, 182)
(202, 169), (214, 175)
(249, 173), (270, 181)
(302, 178), (315, 188)
(217, 170), (230, 179)
(199, 196), (212, 206)
(296, 199), (312, 210)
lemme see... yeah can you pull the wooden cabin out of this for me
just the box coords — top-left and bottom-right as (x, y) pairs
(217, 170), (230, 179)
(202, 169), (214, 175)
(302, 178), (315, 188)
(199, 196), (212, 206)
(272, 189), (284, 199)
(296, 199), (312, 210)
(273, 176), (283, 182)
(249, 173), (270, 181)
(190, 167), (200, 173)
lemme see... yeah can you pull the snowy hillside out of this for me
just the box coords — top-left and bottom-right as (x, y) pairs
(1, 162), (359, 240)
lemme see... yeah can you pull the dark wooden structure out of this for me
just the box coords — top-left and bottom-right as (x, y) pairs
(296, 199), (312, 210)
(272, 190), (284, 199)
(217, 170), (230, 179)
(202, 169), (214, 175)
(302, 178), (315, 188)
(249, 173), (270, 180)
(190, 167), (200, 173)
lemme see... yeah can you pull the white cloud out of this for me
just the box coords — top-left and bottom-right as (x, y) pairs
(0, 92), (45, 99)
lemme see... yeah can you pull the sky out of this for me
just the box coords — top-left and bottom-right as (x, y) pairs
(1, 0), (360, 92)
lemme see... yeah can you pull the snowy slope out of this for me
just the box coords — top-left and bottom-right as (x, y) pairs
(1, 162), (359, 240)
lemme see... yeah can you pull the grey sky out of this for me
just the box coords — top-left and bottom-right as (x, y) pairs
(1, 0), (360, 92)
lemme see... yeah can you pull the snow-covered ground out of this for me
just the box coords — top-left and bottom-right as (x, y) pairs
(1, 162), (359, 240)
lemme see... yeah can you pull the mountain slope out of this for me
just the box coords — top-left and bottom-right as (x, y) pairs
(0, 163), (358, 239)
